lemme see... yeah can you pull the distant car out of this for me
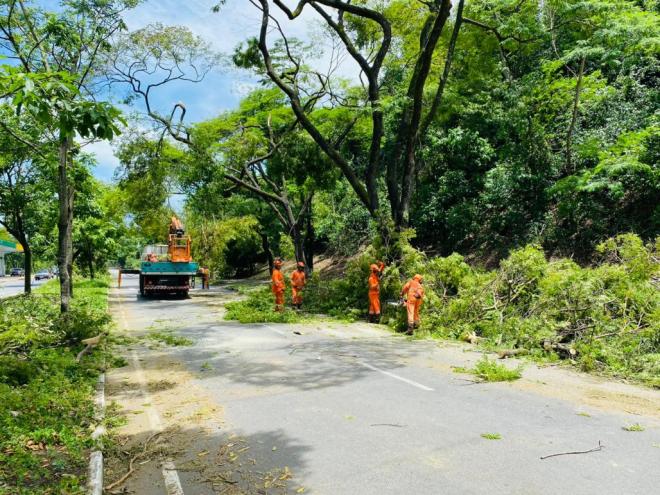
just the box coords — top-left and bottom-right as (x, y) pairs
(9, 268), (24, 277)
(34, 270), (52, 281)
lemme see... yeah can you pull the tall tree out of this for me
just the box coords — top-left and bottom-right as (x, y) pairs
(109, 25), (326, 268)
(185, 88), (340, 269)
(228, 0), (464, 251)
(0, 0), (130, 310)
(73, 174), (131, 279)
(0, 109), (55, 292)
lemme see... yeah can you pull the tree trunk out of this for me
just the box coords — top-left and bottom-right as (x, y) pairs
(68, 259), (73, 297)
(9, 217), (31, 295)
(398, 148), (417, 227)
(304, 212), (314, 273)
(421, 0), (464, 135)
(88, 245), (95, 280)
(23, 244), (32, 295)
(261, 232), (274, 275)
(57, 137), (73, 312)
(291, 225), (305, 266)
(566, 55), (586, 173)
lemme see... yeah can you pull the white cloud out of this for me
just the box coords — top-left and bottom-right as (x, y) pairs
(84, 140), (121, 183)
(85, 1), (362, 182)
(123, 0), (360, 81)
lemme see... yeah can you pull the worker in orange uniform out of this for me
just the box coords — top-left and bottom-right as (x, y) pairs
(400, 274), (424, 335)
(367, 261), (385, 323)
(290, 261), (306, 309)
(272, 258), (285, 312)
(201, 267), (210, 289)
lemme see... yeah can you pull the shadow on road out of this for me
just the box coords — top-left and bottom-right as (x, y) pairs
(141, 321), (432, 393)
(106, 423), (312, 494)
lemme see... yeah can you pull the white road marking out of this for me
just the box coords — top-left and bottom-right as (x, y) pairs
(118, 293), (186, 495)
(264, 324), (287, 336)
(162, 461), (186, 495)
(359, 362), (435, 391)
(130, 352), (164, 430)
(264, 321), (433, 391)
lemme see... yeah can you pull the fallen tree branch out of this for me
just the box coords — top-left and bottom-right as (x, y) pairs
(540, 441), (603, 460)
(497, 348), (529, 359)
(76, 332), (108, 362)
(543, 340), (577, 357)
(462, 331), (484, 345)
(104, 431), (162, 491)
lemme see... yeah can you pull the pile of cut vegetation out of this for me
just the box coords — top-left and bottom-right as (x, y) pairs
(0, 279), (110, 493)
(418, 234), (658, 386)
(305, 234), (659, 386)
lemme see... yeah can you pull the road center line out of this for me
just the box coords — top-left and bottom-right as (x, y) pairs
(264, 324), (287, 336)
(359, 362), (435, 391)
(118, 291), (186, 495)
(263, 321), (433, 391)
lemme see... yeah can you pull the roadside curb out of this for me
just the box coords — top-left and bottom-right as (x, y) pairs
(88, 373), (106, 495)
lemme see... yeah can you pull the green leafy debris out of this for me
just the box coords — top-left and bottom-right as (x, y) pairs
(463, 357), (523, 382)
(0, 278), (111, 492)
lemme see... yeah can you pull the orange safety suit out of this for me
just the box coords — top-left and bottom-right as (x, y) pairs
(290, 269), (306, 306)
(272, 267), (285, 311)
(401, 275), (424, 329)
(368, 262), (385, 316)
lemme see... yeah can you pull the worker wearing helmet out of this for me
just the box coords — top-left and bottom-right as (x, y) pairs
(290, 261), (306, 309)
(400, 274), (424, 335)
(201, 267), (210, 289)
(272, 258), (285, 312)
(367, 261), (385, 323)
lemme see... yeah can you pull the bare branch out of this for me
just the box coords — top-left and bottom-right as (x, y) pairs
(421, 0), (465, 135)
(256, 0), (373, 212)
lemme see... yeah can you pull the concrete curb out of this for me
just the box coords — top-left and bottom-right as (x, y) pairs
(88, 373), (106, 495)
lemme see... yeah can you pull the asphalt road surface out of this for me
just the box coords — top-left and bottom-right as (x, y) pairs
(0, 276), (48, 298)
(109, 274), (660, 495)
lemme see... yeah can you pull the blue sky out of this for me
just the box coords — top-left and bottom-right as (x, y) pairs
(88, 0), (334, 182)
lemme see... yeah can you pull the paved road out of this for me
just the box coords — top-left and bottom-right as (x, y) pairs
(112, 276), (660, 495)
(0, 276), (47, 298)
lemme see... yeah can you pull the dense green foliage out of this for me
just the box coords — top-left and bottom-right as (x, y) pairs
(0, 279), (111, 493)
(409, 0), (660, 261)
(114, 0), (659, 275)
(0, 0), (137, 299)
(420, 235), (658, 385)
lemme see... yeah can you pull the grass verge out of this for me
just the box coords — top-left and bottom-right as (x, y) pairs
(224, 286), (314, 324)
(0, 276), (111, 494)
(147, 330), (193, 347)
(454, 356), (523, 382)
